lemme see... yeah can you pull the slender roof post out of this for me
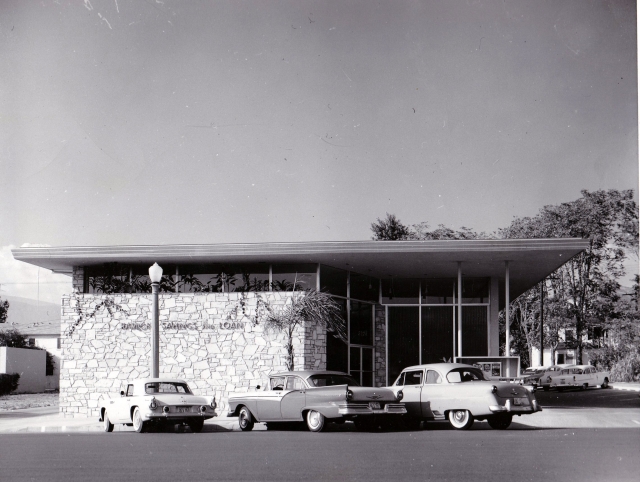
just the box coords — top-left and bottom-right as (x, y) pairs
(457, 262), (462, 359)
(505, 260), (510, 376)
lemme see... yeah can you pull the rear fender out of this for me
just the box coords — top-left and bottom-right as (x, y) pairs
(302, 404), (342, 419)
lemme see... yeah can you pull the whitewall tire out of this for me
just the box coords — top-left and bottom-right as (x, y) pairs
(448, 410), (474, 430)
(306, 410), (326, 432)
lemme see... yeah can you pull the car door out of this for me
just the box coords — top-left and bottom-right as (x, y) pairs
(280, 376), (307, 421)
(398, 369), (424, 419)
(257, 376), (286, 421)
(421, 369), (446, 420)
(109, 383), (134, 423)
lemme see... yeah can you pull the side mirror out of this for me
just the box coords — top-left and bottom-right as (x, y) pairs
(256, 385), (261, 390)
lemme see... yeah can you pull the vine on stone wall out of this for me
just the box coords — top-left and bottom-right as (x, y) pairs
(66, 293), (130, 337)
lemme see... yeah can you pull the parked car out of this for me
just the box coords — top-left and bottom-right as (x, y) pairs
(227, 370), (406, 432)
(98, 378), (217, 433)
(387, 363), (542, 430)
(537, 365), (575, 391)
(549, 365), (610, 391)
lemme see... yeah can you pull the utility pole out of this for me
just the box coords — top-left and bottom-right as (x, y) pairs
(540, 281), (544, 366)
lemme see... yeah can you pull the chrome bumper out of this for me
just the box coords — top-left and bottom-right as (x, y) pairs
(489, 399), (541, 413)
(338, 403), (407, 415)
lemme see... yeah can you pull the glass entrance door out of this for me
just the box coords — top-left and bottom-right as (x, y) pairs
(350, 346), (374, 386)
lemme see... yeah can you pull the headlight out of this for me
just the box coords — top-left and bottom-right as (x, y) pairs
(346, 389), (354, 401)
(491, 385), (498, 394)
(163, 406), (170, 413)
(149, 397), (157, 410)
(396, 390), (404, 402)
(199, 405), (207, 413)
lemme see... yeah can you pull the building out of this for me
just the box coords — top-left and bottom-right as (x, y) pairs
(12, 239), (588, 417)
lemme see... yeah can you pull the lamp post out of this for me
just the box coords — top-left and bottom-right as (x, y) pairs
(149, 262), (163, 378)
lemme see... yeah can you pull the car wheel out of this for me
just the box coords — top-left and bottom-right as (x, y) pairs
(448, 410), (474, 430)
(103, 410), (114, 433)
(306, 410), (326, 432)
(188, 419), (204, 433)
(132, 407), (147, 433)
(487, 414), (512, 430)
(601, 378), (609, 389)
(581, 383), (588, 390)
(238, 406), (255, 431)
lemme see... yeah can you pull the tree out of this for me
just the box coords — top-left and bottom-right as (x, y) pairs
(370, 213), (413, 240)
(499, 189), (639, 364)
(0, 328), (28, 348)
(263, 289), (346, 371)
(0, 298), (9, 324)
(370, 213), (491, 240)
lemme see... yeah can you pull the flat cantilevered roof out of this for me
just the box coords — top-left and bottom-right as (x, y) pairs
(12, 239), (588, 300)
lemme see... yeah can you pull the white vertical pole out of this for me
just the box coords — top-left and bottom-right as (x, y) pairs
(505, 261), (510, 377)
(418, 280), (422, 365)
(457, 262), (462, 360)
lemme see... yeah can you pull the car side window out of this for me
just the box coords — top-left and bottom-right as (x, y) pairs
(425, 370), (442, 384)
(270, 377), (285, 391)
(394, 373), (405, 386)
(126, 384), (134, 397)
(285, 377), (305, 390)
(404, 370), (423, 385)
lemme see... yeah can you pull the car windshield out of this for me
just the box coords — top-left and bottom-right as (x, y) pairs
(446, 368), (486, 383)
(308, 374), (360, 387)
(145, 382), (192, 394)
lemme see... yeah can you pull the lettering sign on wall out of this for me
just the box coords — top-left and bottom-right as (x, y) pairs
(119, 322), (244, 331)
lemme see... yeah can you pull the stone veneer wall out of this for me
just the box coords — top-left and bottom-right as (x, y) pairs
(373, 305), (386, 387)
(60, 291), (326, 418)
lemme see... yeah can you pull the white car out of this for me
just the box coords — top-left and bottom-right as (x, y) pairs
(549, 365), (611, 391)
(538, 365), (575, 391)
(98, 378), (217, 433)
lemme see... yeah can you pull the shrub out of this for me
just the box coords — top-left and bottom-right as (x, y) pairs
(592, 345), (640, 382)
(0, 373), (20, 396)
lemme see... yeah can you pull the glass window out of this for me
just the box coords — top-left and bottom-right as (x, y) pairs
(286, 377), (305, 390)
(458, 306), (488, 357)
(235, 264), (270, 292)
(421, 306), (454, 364)
(461, 278), (489, 303)
(394, 373), (405, 386)
(270, 377), (286, 390)
(381, 278), (420, 304)
(387, 307), (420, 383)
(350, 301), (373, 345)
(425, 370), (442, 384)
(327, 298), (348, 372)
(446, 368), (485, 383)
(421, 279), (455, 304)
(272, 264), (317, 291)
(308, 374), (360, 387)
(403, 370), (424, 386)
(320, 265), (348, 297)
(350, 272), (379, 302)
(146, 382), (191, 394)
(126, 384), (134, 397)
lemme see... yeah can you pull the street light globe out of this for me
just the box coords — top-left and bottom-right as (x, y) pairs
(149, 263), (163, 283)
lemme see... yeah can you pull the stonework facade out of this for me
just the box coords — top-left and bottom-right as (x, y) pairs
(60, 291), (326, 418)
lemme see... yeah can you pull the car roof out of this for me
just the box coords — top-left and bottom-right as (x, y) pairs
(397, 363), (476, 373)
(269, 370), (350, 378)
(132, 378), (189, 385)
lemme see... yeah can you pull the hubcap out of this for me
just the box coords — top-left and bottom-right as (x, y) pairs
(309, 411), (319, 427)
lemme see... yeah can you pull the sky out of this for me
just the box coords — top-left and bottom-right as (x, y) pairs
(0, 0), (638, 301)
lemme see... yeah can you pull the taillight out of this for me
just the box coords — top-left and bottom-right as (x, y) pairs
(346, 389), (354, 401)
(210, 398), (217, 410)
(199, 406), (207, 413)
(491, 385), (498, 394)
(149, 397), (157, 410)
(396, 390), (404, 402)
(163, 406), (170, 413)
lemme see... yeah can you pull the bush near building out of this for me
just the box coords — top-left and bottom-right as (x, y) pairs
(0, 374), (20, 396)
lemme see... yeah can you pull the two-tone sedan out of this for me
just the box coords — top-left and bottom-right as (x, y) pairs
(549, 365), (610, 391)
(99, 378), (217, 433)
(387, 363), (542, 430)
(227, 371), (406, 432)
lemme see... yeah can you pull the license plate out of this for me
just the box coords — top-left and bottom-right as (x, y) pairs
(176, 407), (190, 413)
(560, 380), (565, 384)
(369, 402), (381, 410)
(513, 398), (529, 406)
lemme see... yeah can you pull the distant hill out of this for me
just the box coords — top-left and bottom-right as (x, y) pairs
(0, 296), (61, 336)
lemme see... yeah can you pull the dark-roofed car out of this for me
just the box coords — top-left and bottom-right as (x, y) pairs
(99, 378), (217, 433)
(227, 370), (406, 432)
(549, 365), (610, 391)
(387, 363), (542, 430)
